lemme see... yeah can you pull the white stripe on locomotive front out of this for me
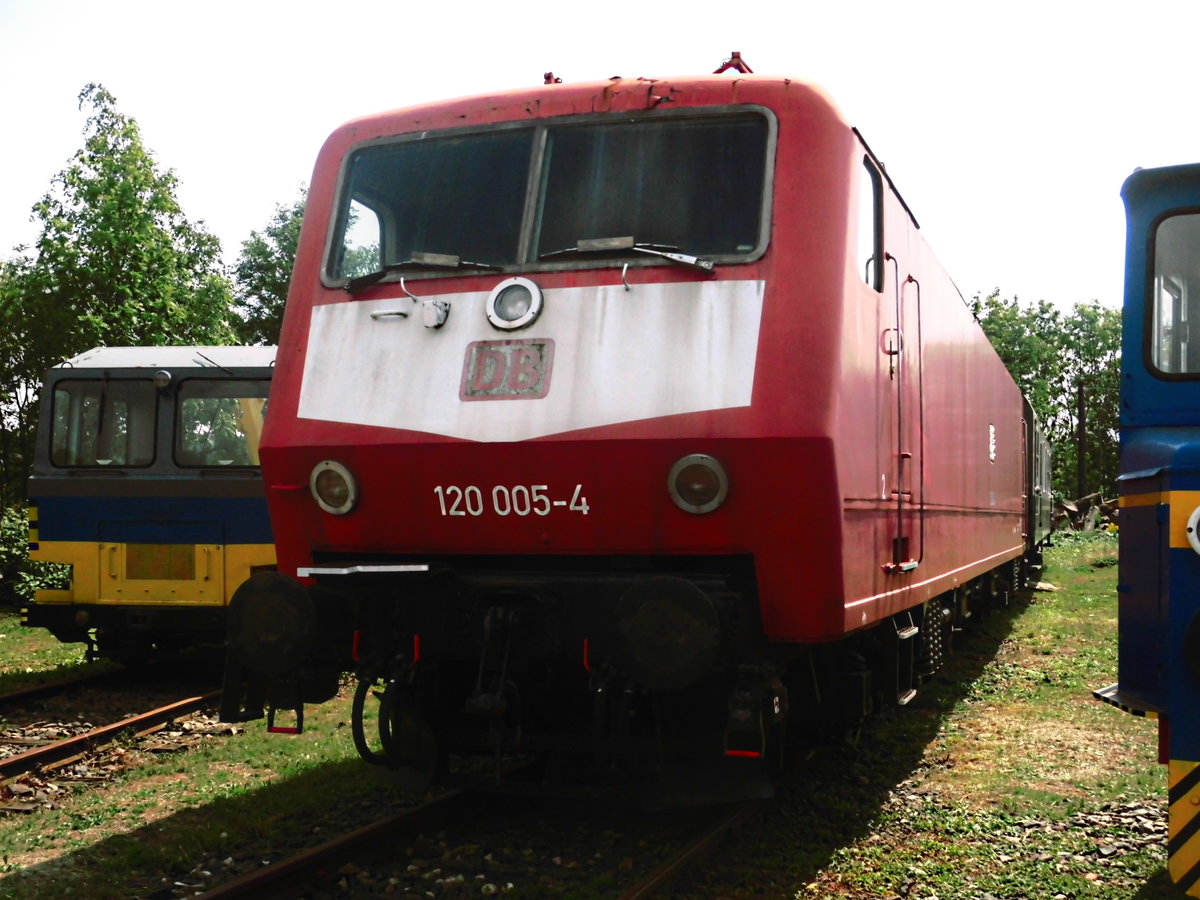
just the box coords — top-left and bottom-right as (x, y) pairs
(298, 279), (766, 442)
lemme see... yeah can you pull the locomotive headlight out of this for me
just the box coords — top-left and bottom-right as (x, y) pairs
(310, 460), (358, 515)
(486, 277), (543, 330)
(1187, 506), (1200, 556)
(668, 454), (729, 514)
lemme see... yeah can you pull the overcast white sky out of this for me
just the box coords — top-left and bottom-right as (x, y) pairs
(2, 0), (1196, 310)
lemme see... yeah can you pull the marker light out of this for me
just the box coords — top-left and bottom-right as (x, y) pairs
(486, 277), (543, 330)
(668, 454), (729, 514)
(1188, 505), (1200, 556)
(310, 460), (358, 515)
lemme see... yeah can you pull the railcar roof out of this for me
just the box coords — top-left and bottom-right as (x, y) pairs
(54, 346), (276, 371)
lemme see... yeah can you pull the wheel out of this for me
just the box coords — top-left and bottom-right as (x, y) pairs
(379, 682), (442, 789)
(351, 676), (391, 765)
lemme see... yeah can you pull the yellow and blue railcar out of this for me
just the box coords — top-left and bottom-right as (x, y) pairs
(24, 346), (275, 663)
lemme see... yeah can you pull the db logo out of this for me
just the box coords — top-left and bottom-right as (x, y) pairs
(461, 338), (555, 401)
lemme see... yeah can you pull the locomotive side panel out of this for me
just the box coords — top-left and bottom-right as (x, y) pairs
(834, 142), (1026, 634)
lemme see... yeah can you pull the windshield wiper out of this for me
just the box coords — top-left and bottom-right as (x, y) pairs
(344, 251), (501, 294)
(539, 236), (715, 273)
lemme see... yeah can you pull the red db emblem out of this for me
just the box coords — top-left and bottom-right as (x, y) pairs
(461, 339), (554, 401)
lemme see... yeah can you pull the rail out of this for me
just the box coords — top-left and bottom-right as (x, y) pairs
(0, 690), (220, 782)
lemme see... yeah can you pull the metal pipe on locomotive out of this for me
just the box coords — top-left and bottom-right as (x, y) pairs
(226, 60), (1053, 801)
(1094, 163), (1200, 893)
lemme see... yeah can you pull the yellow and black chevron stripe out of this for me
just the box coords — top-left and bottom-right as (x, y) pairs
(1093, 683), (1161, 719)
(27, 505), (38, 552)
(1170, 760), (1200, 894)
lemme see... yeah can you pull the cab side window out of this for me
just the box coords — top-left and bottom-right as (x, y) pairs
(1152, 213), (1200, 374)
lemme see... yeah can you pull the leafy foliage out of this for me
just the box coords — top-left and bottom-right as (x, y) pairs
(0, 506), (68, 607)
(18, 84), (235, 351)
(232, 189), (305, 345)
(0, 83), (236, 505)
(0, 260), (41, 508)
(973, 291), (1121, 498)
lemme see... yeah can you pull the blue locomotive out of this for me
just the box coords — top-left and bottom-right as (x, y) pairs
(1096, 163), (1200, 893)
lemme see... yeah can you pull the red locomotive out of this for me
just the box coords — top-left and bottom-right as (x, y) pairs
(226, 57), (1053, 802)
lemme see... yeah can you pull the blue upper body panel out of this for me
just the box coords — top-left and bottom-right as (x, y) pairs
(33, 494), (273, 545)
(1121, 163), (1200, 429)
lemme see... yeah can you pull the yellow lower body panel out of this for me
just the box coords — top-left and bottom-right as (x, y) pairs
(31, 540), (275, 607)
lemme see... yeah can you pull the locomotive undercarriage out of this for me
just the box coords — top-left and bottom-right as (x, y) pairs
(222, 553), (1033, 804)
(26, 602), (226, 665)
(335, 560), (791, 803)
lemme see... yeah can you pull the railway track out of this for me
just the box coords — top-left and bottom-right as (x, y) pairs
(194, 789), (750, 899)
(195, 788), (470, 899)
(0, 690), (220, 784)
(618, 804), (749, 899)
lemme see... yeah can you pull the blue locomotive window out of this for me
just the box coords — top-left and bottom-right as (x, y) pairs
(1152, 213), (1200, 375)
(50, 379), (156, 468)
(176, 379), (270, 467)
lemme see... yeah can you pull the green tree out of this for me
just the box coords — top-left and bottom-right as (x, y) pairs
(1057, 300), (1122, 499)
(0, 258), (42, 509)
(232, 189), (306, 345)
(973, 290), (1121, 499)
(971, 292), (1062, 425)
(16, 83), (235, 354)
(0, 83), (236, 506)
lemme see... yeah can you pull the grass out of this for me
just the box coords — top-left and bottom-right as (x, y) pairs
(818, 535), (1174, 898)
(719, 531), (1175, 899)
(0, 613), (117, 694)
(0, 534), (1184, 898)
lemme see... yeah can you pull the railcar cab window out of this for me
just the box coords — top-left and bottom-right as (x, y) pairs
(176, 379), (270, 467)
(1152, 212), (1200, 375)
(50, 379), (155, 467)
(327, 111), (771, 283)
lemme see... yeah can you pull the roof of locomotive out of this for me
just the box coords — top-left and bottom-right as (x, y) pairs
(53, 346), (277, 372)
(325, 72), (845, 143)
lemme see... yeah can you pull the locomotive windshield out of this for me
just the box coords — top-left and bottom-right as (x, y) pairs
(176, 379), (270, 467)
(1152, 212), (1200, 375)
(50, 379), (156, 468)
(328, 111), (770, 282)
